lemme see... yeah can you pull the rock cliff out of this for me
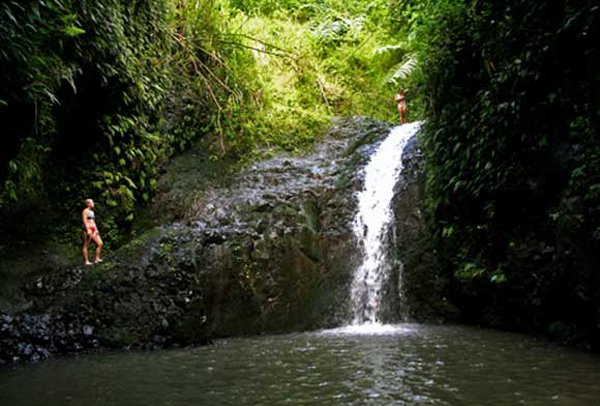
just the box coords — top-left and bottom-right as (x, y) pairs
(5, 117), (449, 364)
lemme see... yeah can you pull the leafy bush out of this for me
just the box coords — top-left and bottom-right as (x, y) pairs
(0, 0), (222, 246)
(208, 0), (420, 156)
(417, 0), (600, 281)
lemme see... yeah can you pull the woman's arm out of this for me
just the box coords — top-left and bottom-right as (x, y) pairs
(82, 209), (90, 234)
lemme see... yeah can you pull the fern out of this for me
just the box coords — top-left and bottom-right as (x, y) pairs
(372, 43), (405, 55)
(384, 53), (417, 85)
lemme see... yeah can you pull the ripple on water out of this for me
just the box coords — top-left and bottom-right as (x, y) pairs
(1, 324), (599, 406)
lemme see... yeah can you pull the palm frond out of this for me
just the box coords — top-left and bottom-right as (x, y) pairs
(384, 54), (418, 85)
(372, 43), (405, 56)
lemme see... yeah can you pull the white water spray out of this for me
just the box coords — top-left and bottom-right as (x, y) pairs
(350, 122), (421, 325)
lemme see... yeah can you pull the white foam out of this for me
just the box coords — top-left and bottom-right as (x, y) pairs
(349, 122), (422, 324)
(319, 323), (414, 336)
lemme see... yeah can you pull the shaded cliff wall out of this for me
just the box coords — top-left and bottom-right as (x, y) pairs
(1, 117), (398, 364)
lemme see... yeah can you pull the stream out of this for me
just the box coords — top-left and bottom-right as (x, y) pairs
(1, 323), (599, 405)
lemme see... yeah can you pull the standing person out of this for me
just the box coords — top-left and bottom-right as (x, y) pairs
(395, 88), (407, 124)
(82, 198), (103, 265)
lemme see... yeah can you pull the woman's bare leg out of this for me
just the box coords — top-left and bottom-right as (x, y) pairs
(91, 233), (103, 262)
(83, 233), (92, 265)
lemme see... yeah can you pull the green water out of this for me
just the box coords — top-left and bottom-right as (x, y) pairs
(1, 324), (599, 405)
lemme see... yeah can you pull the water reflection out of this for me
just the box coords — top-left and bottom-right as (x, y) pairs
(318, 323), (453, 405)
(1, 324), (599, 406)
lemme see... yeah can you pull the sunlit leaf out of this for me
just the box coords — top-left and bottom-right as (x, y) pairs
(62, 26), (85, 36)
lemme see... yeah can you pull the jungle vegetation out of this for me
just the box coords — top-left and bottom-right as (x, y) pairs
(417, 0), (600, 347)
(0, 0), (419, 249)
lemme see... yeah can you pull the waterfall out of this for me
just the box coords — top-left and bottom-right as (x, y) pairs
(350, 122), (421, 325)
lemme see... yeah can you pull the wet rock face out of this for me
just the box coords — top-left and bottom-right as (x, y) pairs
(386, 136), (460, 323)
(0, 116), (396, 364)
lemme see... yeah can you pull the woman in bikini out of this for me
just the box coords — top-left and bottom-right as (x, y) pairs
(82, 198), (103, 265)
(395, 88), (407, 124)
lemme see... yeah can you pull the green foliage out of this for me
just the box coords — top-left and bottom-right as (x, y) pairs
(416, 0), (600, 282)
(0, 0), (224, 247)
(212, 0), (422, 155)
(0, 0), (426, 251)
(559, 117), (600, 242)
(0, 0), (85, 206)
(383, 53), (417, 86)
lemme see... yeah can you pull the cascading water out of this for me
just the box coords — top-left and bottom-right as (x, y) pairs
(350, 122), (421, 325)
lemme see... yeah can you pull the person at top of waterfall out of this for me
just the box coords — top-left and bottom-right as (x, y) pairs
(82, 198), (103, 265)
(395, 88), (407, 124)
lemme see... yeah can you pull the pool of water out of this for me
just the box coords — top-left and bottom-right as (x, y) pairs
(1, 324), (599, 405)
